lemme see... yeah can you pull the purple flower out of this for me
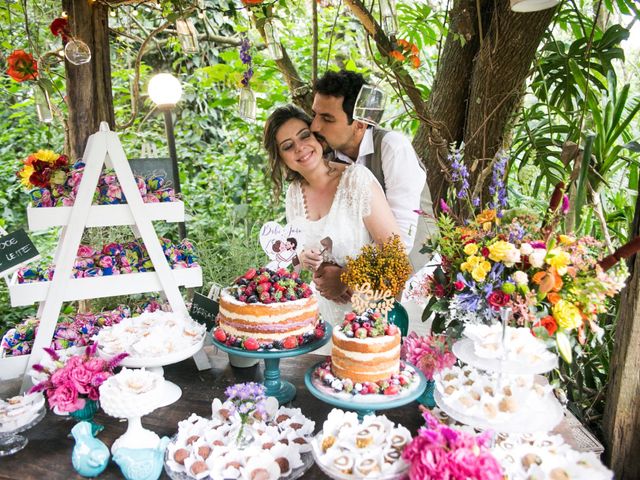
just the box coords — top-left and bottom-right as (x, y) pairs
(561, 194), (570, 214)
(239, 37), (253, 87)
(449, 149), (470, 199)
(488, 150), (508, 216)
(439, 199), (450, 213)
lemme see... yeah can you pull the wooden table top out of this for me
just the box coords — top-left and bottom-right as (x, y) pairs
(0, 349), (425, 479)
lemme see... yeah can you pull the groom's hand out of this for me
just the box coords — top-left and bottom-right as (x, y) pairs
(313, 263), (349, 303)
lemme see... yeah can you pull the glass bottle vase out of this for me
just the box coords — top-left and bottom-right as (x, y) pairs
(238, 86), (257, 121)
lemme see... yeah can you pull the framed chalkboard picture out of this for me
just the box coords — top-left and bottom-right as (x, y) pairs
(128, 157), (175, 184)
(190, 292), (219, 331)
(0, 228), (40, 277)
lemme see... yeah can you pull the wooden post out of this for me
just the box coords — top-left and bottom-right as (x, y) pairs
(603, 184), (640, 479)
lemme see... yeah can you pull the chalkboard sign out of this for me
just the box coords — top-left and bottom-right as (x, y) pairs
(0, 229), (39, 276)
(190, 292), (219, 330)
(128, 157), (175, 184)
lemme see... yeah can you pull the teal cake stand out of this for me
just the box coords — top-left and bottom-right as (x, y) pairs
(213, 324), (332, 405)
(304, 360), (427, 421)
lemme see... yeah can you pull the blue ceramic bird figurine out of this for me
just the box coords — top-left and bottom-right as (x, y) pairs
(113, 436), (170, 480)
(71, 421), (110, 478)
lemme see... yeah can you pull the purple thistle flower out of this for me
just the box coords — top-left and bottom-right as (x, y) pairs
(440, 198), (450, 213)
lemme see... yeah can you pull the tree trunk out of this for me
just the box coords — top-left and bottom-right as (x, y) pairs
(62, 0), (115, 161)
(603, 184), (640, 479)
(416, 0), (485, 203)
(463, 0), (555, 197)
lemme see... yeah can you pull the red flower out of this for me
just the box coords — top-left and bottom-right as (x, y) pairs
(532, 315), (558, 337)
(454, 281), (465, 291)
(241, 0), (264, 5)
(434, 284), (445, 298)
(49, 17), (70, 41)
(487, 291), (510, 310)
(54, 154), (69, 168)
(30, 169), (51, 188)
(481, 247), (490, 257)
(7, 50), (38, 82)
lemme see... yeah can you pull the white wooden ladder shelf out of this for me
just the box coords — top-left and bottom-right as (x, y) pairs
(1, 123), (205, 384)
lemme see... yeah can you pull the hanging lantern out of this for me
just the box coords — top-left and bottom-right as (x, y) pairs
(380, 0), (398, 37)
(64, 39), (92, 65)
(176, 19), (200, 54)
(238, 86), (257, 121)
(263, 19), (283, 61)
(33, 86), (53, 123)
(510, 0), (560, 12)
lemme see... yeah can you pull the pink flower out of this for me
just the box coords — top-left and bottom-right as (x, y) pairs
(50, 367), (70, 386)
(77, 244), (96, 258)
(48, 384), (85, 413)
(84, 358), (107, 373)
(87, 386), (100, 401)
(90, 371), (112, 387)
(107, 184), (123, 199)
(99, 256), (114, 268)
(68, 365), (93, 394)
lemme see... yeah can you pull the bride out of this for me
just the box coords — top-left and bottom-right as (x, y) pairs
(263, 104), (400, 328)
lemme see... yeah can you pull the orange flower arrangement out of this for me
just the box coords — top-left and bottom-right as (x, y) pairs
(7, 50), (38, 82)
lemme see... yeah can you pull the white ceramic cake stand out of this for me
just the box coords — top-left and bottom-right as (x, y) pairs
(99, 371), (169, 454)
(99, 336), (204, 408)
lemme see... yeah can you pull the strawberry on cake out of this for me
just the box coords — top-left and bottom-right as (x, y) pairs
(213, 267), (323, 350)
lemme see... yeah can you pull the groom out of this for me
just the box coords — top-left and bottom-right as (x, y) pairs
(310, 70), (436, 302)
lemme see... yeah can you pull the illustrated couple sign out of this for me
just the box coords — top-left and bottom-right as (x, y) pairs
(259, 221), (302, 270)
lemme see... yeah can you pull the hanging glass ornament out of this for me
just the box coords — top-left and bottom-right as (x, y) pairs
(64, 39), (92, 65)
(34, 86), (53, 123)
(176, 19), (200, 54)
(380, 0), (398, 37)
(238, 86), (257, 121)
(263, 19), (283, 61)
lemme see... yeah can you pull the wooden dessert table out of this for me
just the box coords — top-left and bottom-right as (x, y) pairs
(0, 349), (425, 480)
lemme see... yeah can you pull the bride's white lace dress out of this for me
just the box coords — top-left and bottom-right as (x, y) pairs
(286, 164), (379, 342)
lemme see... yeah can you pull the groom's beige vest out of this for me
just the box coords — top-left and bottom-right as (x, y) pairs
(365, 128), (438, 271)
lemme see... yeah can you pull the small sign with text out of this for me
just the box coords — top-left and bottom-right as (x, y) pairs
(0, 229), (39, 277)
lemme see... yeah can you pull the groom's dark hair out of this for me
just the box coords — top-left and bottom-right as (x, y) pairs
(314, 70), (366, 124)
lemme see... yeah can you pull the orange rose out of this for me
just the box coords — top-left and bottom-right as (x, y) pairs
(410, 55), (421, 68)
(7, 50), (38, 82)
(475, 209), (497, 224)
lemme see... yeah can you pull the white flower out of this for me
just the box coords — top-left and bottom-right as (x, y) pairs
(520, 243), (534, 256)
(512, 271), (528, 285)
(529, 249), (547, 268)
(331, 379), (344, 391)
(503, 247), (521, 267)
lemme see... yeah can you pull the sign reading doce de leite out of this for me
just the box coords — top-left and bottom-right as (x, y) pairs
(0, 229), (39, 276)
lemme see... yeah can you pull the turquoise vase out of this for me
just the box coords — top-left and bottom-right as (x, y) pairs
(71, 421), (110, 477)
(387, 301), (409, 337)
(69, 399), (103, 436)
(417, 380), (436, 409)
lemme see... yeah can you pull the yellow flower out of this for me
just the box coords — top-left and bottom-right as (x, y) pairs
(546, 248), (571, 275)
(471, 262), (491, 282)
(475, 209), (496, 224)
(558, 235), (575, 246)
(18, 165), (34, 187)
(552, 300), (583, 331)
(488, 240), (520, 266)
(33, 149), (59, 164)
(461, 255), (482, 273)
(463, 243), (479, 256)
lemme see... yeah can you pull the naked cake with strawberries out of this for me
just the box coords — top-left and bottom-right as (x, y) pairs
(213, 267), (324, 351)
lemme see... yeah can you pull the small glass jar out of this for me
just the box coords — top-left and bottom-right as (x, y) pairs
(263, 19), (283, 60)
(380, 0), (398, 36)
(176, 19), (200, 54)
(238, 86), (257, 121)
(34, 86), (53, 123)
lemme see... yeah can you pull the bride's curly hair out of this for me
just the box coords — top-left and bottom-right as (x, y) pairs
(263, 104), (334, 199)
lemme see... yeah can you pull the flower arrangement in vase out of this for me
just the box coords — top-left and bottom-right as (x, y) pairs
(402, 409), (503, 480)
(415, 148), (635, 363)
(29, 343), (127, 435)
(223, 382), (269, 446)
